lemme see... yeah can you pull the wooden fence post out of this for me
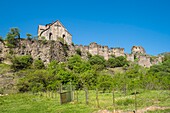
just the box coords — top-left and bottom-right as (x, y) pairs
(112, 88), (116, 113)
(76, 89), (79, 103)
(85, 87), (89, 105)
(60, 83), (62, 105)
(135, 90), (137, 112)
(96, 88), (100, 108)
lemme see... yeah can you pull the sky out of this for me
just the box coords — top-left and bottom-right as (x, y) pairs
(0, 0), (170, 55)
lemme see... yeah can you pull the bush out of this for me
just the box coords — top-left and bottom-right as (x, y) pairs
(0, 36), (3, 42)
(33, 59), (45, 69)
(107, 56), (129, 68)
(11, 55), (33, 71)
(89, 55), (105, 65)
(76, 48), (82, 56)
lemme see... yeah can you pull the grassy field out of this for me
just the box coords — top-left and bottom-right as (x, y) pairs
(0, 90), (170, 113)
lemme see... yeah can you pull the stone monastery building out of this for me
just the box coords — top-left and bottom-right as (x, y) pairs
(38, 20), (72, 45)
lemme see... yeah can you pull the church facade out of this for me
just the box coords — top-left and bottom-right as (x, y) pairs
(38, 20), (72, 45)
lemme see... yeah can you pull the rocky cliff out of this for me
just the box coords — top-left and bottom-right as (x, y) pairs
(0, 39), (76, 65)
(0, 39), (163, 67)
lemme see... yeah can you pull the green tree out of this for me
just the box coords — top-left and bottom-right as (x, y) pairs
(97, 74), (114, 93)
(107, 56), (129, 68)
(0, 36), (3, 42)
(26, 33), (32, 40)
(47, 60), (58, 75)
(6, 28), (20, 48)
(89, 55), (106, 70)
(107, 57), (117, 68)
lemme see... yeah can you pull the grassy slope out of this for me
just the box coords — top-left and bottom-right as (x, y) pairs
(0, 90), (170, 113)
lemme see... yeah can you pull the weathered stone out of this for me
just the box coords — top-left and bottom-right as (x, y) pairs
(38, 20), (72, 45)
(132, 46), (146, 54)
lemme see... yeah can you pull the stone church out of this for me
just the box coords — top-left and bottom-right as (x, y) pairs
(38, 20), (72, 45)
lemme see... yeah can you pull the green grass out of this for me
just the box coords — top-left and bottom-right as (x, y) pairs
(0, 93), (97, 113)
(0, 90), (170, 113)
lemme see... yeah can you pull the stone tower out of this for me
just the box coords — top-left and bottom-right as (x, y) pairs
(38, 20), (72, 45)
(131, 46), (146, 54)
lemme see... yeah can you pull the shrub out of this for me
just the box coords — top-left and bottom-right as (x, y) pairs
(76, 48), (82, 56)
(33, 59), (45, 69)
(0, 36), (3, 42)
(11, 55), (33, 71)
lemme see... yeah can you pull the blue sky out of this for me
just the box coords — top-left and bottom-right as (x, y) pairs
(0, 0), (170, 55)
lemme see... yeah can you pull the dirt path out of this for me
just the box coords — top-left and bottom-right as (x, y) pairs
(96, 106), (170, 113)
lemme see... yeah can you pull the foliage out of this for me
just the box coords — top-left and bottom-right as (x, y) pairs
(107, 56), (129, 68)
(33, 59), (45, 69)
(76, 48), (82, 56)
(11, 55), (33, 71)
(89, 55), (106, 66)
(0, 36), (3, 42)
(163, 53), (170, 61)
(87, 52), (92, 59)
(5, 28), (20, 48)
(26, 33), (32, 40)
(17, 69), (48, 92)
(89, 55), (106, 71)
(97, 74), (113, 93)
(58, 37), (64, 44)
(147, 60), (170, 89)
(0, 63), (11, 74)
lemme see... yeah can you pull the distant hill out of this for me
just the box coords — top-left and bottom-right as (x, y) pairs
(158, 52), (170, 56)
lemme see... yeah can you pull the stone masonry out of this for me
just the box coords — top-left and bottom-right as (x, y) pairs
(75, 43), (163, 67)
(38, 20), (72, 45)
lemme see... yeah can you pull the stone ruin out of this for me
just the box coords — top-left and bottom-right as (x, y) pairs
(75, 42), (163, 68)
(75, 42), (125, 60)
(0, 20), (164, 68)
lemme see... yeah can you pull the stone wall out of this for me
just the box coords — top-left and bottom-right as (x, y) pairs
(75, 43), (163, 67)
(75, 42), (126, 60)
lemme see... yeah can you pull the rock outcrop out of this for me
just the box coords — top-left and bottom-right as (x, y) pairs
(0, 39), (75, 65)
(0, 40), (163, 67)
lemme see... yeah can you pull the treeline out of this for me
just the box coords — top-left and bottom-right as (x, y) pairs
(13, 54), (128, 92)
(10, 53), (170, 93)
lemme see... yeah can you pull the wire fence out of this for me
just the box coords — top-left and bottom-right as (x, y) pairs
(32, 84), (170, 112)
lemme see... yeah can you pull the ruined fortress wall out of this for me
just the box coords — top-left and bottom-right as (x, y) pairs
(138, 55), (152, 67)
(75, 43), (125, 60)
(132, 46), (146, 54)
(126, 54), (134, 62)
(89, 42), (99, 55)
(111, 48), (125, 57)
(0, 40), (163, 68)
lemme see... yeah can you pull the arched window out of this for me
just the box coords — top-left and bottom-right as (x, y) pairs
(63, 34), (65, 38)
(49, 33), (52, 40)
